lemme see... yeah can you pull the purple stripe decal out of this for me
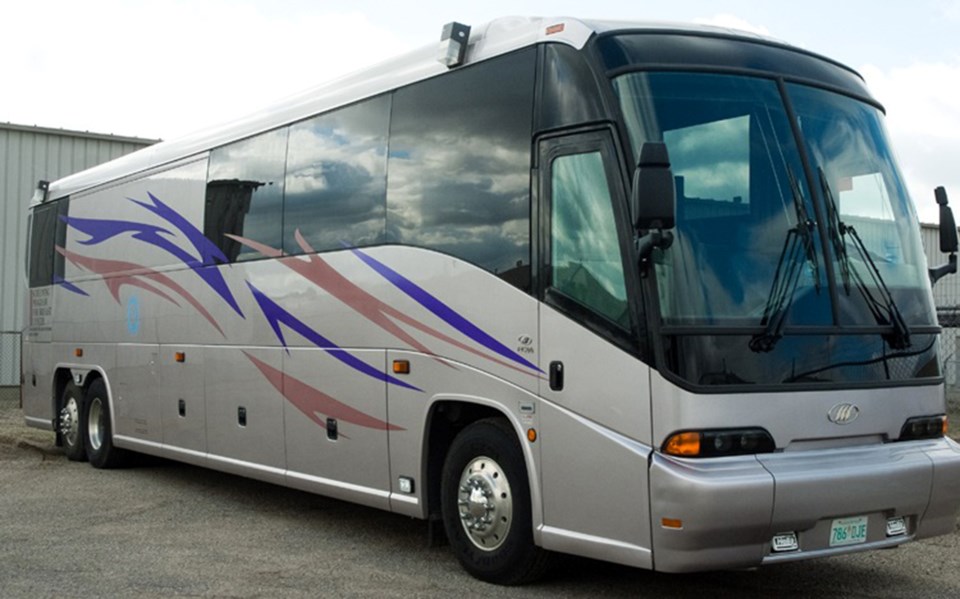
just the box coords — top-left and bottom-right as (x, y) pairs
(247, 281), (422, 392)
(350, 248), (543, 374)
(61, 193), (244, 318)
(54, 275), (89, 297)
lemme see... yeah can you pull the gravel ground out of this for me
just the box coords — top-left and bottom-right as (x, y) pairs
(2, 390), (960, 598)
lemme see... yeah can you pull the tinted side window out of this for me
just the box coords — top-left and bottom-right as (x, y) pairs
(551, 151), (629, 327)
(284, 96), (389, 254)
(205, 128), (288, 262)
(29, 199), (68, 288)
(387, 48), (535, 291)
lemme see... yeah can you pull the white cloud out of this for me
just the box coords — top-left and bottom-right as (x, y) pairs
(860, 61), (960, 223)
(0, 0), (409, 140)
(937, 0), (960, 21)
(693, 14), (772, 37)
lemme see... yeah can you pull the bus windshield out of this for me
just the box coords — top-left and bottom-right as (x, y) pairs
(612, 71), (940, 386)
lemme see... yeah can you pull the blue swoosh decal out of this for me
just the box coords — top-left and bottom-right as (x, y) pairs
(350, 248), (543, 374)
(247, 281), (422, 392)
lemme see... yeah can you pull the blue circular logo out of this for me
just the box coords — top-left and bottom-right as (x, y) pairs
(126, 295), (141, 336)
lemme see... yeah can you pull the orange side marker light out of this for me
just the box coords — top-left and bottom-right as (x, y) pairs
(392, 360), (410, 375)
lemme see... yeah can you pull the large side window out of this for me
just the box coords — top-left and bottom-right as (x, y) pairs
(542, 133), (633, 335)
(205, 128), (288, 262)
(386, 48), (536, 291)
(283, 96), (389, 254)
(28, 199), (68, 288)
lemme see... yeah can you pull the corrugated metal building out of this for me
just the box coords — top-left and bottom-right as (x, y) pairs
(0, 123), (157, 386)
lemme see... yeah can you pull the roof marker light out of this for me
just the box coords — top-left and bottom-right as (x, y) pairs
(546, 23), (565, 35)
(438, 21), (471, 68)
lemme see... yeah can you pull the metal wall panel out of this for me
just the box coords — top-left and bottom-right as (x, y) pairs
(0, 123), (156, 384)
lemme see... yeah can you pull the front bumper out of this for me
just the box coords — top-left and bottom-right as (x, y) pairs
(648, 437), (960, 572)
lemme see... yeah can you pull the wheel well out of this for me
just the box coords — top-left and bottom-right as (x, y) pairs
(424, 401), (510, 519)
(81, 370), (103, 395)
(53, 368), (73, 414)
(53, 368), (105, 417)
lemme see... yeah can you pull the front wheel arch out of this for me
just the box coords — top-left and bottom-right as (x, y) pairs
(440, 417), (550, 584)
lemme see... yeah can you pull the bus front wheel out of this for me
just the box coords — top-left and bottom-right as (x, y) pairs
(440, 417), (549, 585)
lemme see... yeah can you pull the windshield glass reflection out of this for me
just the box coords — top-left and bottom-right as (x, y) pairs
(613, 72), (828, 326)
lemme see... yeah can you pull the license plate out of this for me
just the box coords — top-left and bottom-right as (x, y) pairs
(829, 516), (868, 547)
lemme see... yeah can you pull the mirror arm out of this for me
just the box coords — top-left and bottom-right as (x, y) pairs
(637, 228), (674, 269)
(929, 253), (957, 285)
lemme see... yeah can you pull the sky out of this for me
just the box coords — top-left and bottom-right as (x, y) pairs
(3, 0), (959, 223)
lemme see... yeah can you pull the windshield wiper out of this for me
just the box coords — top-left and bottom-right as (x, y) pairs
(750, 170), (821, 352)
(819, 168), (911, 350)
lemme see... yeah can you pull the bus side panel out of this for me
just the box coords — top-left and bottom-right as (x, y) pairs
(538, 401), (653, 569)
(283, 347), (391, 505)
(159, 344), (206, 461)
(20, 338), (53, 428)
(112, 343), (161, 445)
(536, 307), (653, 568)
(204, 346), (285, 482)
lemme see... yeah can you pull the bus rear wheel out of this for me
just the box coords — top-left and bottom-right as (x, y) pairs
(58, 382), (87, 462)
(84, 378), (128, 469)
(440, 418), (549, 585)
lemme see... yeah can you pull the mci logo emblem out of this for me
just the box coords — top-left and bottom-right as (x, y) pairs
(828, 403), (860, 425)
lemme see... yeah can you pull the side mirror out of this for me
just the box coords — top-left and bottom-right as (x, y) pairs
(632, 142), (676, 265)
(930, 186), (958, 285)
(631, 142), (676, 231)
(936, 187), (958, 252)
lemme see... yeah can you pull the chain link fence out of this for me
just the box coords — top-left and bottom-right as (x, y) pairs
(938, 310), (960, 394)
(0, 332), (21, 404)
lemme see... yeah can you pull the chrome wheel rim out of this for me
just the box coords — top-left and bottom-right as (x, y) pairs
(59, 395), (80, 449)
(87, 397), (104, 452)
(457, 455), (513, 551)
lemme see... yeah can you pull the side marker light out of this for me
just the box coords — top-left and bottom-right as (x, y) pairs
(392, 360), (410, 374)
(661, 518), (683, 529)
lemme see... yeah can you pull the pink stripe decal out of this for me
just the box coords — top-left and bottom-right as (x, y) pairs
(243, 351), (403, 432)
(58, 247), (226, 337)
(229, 232), (537, 377)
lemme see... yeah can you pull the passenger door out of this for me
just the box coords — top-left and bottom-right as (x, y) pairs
(535, 130), (654, 567)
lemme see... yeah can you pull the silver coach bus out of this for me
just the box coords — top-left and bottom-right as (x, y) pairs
(22, 17), (960, 584)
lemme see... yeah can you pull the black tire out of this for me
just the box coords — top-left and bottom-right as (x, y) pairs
(58, 382), (87, 462)
(84, 378), (129, 469)
(441, 417), (550, 585)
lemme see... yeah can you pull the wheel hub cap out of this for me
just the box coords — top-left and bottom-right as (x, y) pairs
(59, 397), (80, 447)
(457, 456), (513, 551)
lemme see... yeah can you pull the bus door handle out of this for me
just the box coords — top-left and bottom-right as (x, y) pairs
(549, 361), (564, 391)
